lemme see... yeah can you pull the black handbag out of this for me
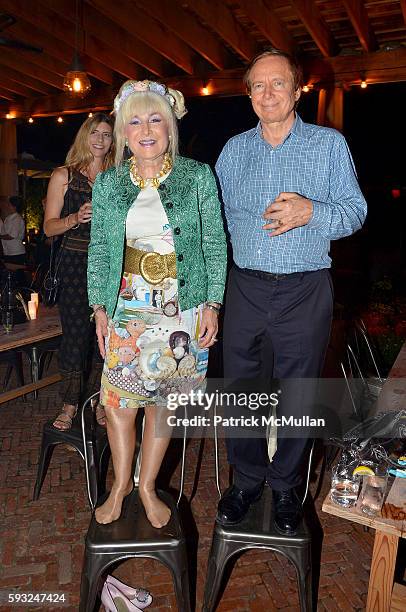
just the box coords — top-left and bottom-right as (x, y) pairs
(41, 237), (65, 307)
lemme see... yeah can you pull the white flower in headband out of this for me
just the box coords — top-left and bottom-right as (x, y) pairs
(113, 80), (187, 119)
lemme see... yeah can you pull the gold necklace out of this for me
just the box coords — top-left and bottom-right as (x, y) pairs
(129, 153), (172, 189)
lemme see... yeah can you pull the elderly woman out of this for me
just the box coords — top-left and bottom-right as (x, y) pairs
(88, 80), (227, 527)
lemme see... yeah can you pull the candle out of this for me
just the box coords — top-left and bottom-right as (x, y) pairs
(31, 292), (39, 307)
(28, 300), (37, 320)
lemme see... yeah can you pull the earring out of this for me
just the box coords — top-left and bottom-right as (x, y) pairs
(125, 138), (129, 147)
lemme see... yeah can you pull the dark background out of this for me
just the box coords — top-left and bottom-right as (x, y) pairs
(17, 81), (406, 188)
(16, 82), (406, 310)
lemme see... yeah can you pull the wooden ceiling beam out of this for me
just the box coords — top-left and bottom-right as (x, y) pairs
(342, 0), (378, 53)
(0, 48), (65, 89)
(0, 63), (52, 95)
(0, 0), (113, 84)
(0, 15), (115, 89)
(290, 0), (338, 58)
(45, 0), (143, 79)
(2, 85), (115, 118)
(400, 0), (406, 27)
(0, 16), (76, 77)
(40, 0), (141, 79)
(80, 1), (165, 76)
(0, 89), (15, 101)
(181, 0), (258, 61)
(2, 48), (406, 117)
(136, 0), (233, 70)
(0, 69), (44, 98)
(236, 0), (295, 54)
(88, 0), (195, 74)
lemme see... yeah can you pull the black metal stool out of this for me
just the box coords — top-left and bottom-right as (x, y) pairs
(33, 394), (109, 509)
(79, 408), (191, 612)
(202, 414), (314, 611)
(202, 486), (312, 611)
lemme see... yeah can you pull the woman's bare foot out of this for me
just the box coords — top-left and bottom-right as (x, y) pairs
(139, 487), (171, 528)
(95, 481), (133, 524)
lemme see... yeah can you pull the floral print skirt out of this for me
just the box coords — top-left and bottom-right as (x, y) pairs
(100, 270), (208, 409)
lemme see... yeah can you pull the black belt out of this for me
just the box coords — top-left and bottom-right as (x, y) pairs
(235, 265), (304, 281)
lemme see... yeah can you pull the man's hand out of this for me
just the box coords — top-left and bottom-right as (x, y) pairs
(262, 192), (313, 236)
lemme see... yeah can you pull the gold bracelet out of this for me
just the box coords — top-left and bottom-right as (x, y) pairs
(90, 305), (106, 321)
(64, 213), (79, 230)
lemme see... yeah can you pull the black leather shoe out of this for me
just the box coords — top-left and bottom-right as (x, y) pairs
(272, 488), (302, 535)
(216, 484), (263, 526)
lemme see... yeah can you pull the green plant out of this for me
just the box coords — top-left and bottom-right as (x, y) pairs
(22, 179), (46, 230)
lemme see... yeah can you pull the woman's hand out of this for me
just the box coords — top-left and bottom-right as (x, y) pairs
(94, 309), (108, 358)
(77, 201), (92, 224)
(198, 307), (219, 348)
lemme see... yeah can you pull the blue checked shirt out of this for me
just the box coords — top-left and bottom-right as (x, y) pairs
(215, 114), (367, 273)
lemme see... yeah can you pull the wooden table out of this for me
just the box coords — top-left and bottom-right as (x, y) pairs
(323, 340), (406, 612)
(0, 306), (62, 403)
(323, 478), (406, 611)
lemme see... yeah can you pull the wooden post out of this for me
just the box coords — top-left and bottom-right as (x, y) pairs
(366, 531), (398, 611)
(317, 88), (327, 126)
(0, 120), (18, 206)
(317, 86), (344, 132)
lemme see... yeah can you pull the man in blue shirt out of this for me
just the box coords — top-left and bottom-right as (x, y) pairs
(215, 48), (367, 534)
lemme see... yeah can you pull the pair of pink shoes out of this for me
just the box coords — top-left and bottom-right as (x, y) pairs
(101, 574), (152, 612)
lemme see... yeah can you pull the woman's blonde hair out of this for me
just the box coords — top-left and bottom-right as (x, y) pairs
(114, 88), (179, 168)
(65, 112), (115, 172)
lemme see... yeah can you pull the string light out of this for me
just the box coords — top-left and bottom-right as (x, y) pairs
(302, 85), (310, 93)
(57, 116), (64, 123)
(88, 112), (93, 117)
(28, 117), (34, 123)
(6, 113), (15, 119)
(360, 80), (367, 89)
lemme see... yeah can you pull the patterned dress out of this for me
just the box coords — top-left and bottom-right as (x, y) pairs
(58, 169), (101, 405)
(100, 173), (209, 409)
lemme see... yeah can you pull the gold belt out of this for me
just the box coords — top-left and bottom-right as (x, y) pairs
(124, 245), (177, 285)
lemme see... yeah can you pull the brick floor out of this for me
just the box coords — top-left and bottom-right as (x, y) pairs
(0, 360), (377, 612)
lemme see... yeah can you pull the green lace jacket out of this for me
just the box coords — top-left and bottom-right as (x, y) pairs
(87, 155), (227, 317)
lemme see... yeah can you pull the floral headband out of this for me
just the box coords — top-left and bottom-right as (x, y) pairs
(113, 80), (187, 119)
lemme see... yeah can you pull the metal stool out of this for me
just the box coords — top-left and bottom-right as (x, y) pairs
(79, 407), (191, 612)
(202, 416), (314, 612)
(33, 394), (109, 509)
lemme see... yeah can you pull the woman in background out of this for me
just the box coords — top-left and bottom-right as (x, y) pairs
(44, 113), (114, 430)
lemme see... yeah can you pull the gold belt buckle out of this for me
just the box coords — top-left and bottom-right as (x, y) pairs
(139, 251), (167, 285)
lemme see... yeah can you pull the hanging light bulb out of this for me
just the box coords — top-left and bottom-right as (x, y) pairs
(88, 112), (93, 118)
(302, 85), (310, 93)
(63, 0), (91, 98)
(360, 80), (367, 89)
(28, 117), (34, 123)
(63, 53), (91, 98)
(57, 116), (64, 123)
